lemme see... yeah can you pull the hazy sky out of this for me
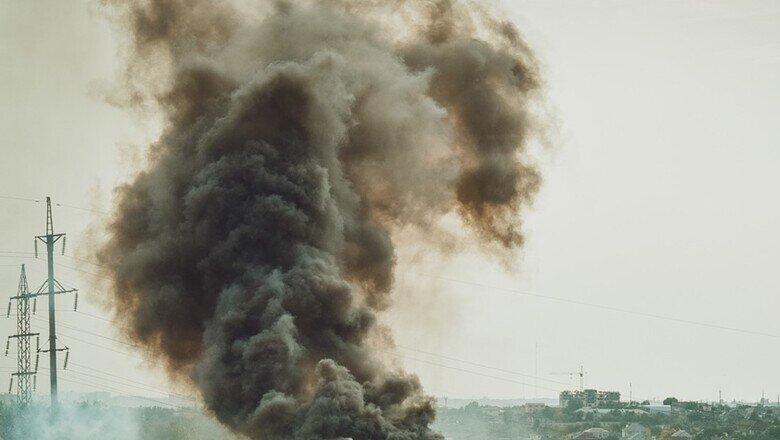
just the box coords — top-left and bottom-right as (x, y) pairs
(0, 0), (779, 405)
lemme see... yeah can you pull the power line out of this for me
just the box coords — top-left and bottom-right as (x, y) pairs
(64, 309), (114, 323)
(0, 250), (108, 272)
(53, 262), (110, 281)
(9, 251), (777, 340)
(0, 259), (112, 298)
(4, 350), (188, 401)
(0, 195), (41, 204)
(25, 310), (566, 396)
(12, 271), (780, 398)
(61, 253), (105, 268)
(384, 350), (561, 393)
(6, 310), (111, 322)
(0, 195), (107, 215)
(22, 261), (780, 341)
(31, 315), (137, 348)
(421, 273), (780, 339)
(1, 353), (183, 408)
(52, 203), (107, 216)
(55, 374), (179, 408)
(35, 318), (552, 402)
(28, 321), (169, 369)
(67, 360), (190, 399)
(63, 365), (181, 398)
(28, 322), (143, 360)
(396, 345), (571, 387)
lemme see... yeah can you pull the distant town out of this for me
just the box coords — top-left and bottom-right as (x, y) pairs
(2, 388), (780, 439)
(433, 388), (780, 440)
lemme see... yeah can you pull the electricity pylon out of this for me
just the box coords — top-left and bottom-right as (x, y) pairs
(30, 197), (77, 407)
(5, 265), (39, 406)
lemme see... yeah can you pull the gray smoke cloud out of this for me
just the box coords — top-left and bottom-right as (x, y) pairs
(97, 0), (544, 438)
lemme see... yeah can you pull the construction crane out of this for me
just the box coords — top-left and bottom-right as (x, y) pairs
(550, 365), (585, 391)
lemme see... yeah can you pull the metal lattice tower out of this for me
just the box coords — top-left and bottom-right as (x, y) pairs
(5, 265), (39, 406)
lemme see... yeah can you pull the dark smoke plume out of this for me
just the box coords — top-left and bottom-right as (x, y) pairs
(98, 0), (544, 438)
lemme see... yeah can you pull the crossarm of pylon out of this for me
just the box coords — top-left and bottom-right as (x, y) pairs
(29, 286), (77, 297)
(35, 233), (64, 243)
(8, 333), (39, 339)
(38, 348), (69, 353)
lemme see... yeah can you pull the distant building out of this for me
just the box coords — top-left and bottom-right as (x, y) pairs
(571, 427), (610, 439)
(670, 430), (693, 439)
(522, 402), (547, 413)
(641, 404), (672, 415)
(560, 391), (576, 407)
(621, 423), (650, 440)
(584, 389), (599, 406)
(600, 391), (620, 403)
(560, 389), (621, 408)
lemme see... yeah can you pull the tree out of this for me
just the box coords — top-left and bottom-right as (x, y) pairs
(565, 399), (583, 412)
(663, 397), (679, 406)
(464, 401), (480, 412)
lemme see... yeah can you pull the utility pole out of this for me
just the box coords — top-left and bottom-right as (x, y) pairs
(5, 265), (39, 406)
(31, 197), (77, 407)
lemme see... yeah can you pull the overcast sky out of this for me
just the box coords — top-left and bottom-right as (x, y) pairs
(0, 0), (779, 405)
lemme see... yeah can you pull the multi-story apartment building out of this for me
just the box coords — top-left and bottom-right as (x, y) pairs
(559, 389), (621, 408)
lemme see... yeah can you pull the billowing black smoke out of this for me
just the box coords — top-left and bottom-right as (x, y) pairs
(98, 0), (543, 438)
